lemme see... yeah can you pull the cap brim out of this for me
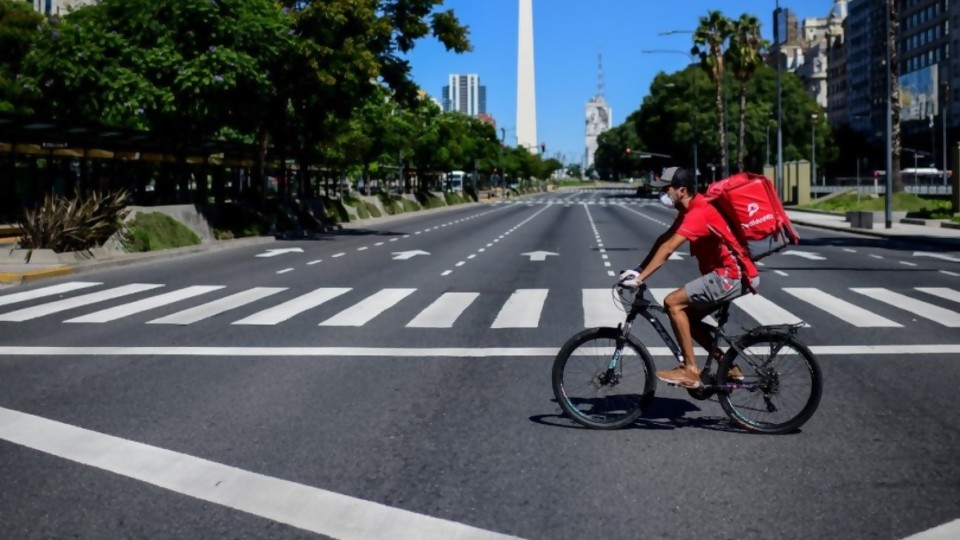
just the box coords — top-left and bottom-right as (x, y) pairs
(648, 178), (671, 188)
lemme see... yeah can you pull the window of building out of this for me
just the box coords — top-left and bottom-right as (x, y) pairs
(936, 47), (941, 62)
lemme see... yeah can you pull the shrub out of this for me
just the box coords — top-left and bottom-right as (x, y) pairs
(400, 197), (421, 211)
(416, 191), (444, 209)
(124, 212), (201, 252)
(363, 201), (381, 218)
(18, 189), (130, 259)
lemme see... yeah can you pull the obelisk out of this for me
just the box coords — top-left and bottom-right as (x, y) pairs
(516, 0), (538, 153)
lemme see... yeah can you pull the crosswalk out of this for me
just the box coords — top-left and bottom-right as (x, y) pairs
(1, 281), (960, 331)
(498, 199), (653, 206)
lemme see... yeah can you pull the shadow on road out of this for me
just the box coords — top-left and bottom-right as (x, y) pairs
(532, 396), (765, 434)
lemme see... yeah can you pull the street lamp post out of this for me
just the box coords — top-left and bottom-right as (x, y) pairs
(884, 0), (893, 228)
(775, 0), (784, 200)
(811, 113), (818, 187)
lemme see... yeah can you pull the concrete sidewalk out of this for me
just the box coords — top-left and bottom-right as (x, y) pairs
(786, 208), (960, 249)
(0, 236), (278, 287)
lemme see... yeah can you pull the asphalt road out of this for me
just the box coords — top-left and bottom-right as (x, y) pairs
(1, 188), (959, 540)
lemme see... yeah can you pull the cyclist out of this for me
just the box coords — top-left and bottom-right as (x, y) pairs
(617, 166), (759, 389)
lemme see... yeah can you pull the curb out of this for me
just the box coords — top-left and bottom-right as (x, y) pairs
(791, 219), (960, 249)
(0, 265), (74, 285)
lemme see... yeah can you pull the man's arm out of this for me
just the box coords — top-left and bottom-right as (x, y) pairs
(637, 218), (681, 270)
(637, 233), (687, 282)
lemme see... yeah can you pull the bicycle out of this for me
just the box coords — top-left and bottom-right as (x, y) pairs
(551, 281), (823, 434)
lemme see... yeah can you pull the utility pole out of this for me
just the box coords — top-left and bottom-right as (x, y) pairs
(776, 0), (784, 199)
(884, 0), (893, 229)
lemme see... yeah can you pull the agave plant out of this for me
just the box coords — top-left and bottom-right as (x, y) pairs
(18, 189), (131, 261)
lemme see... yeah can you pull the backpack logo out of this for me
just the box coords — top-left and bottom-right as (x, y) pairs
(747, 202), (760, 217)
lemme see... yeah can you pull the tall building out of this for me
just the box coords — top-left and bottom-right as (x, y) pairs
(898, 0), (950, 154)
(797, 8), (845, 113)
(585, 52), (611, 170)
(844, 0), (886, 143)
(29, 0), (94, 16)
(516, 0), (538, 153)
(441, 74), (486, 116)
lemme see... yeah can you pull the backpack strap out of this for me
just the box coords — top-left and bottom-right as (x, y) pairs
(707, 223), (758, 295)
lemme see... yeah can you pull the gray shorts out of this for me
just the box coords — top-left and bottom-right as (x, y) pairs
(684, 271), (759, 311)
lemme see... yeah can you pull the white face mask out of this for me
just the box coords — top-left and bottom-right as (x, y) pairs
(660, 192), (675, 208)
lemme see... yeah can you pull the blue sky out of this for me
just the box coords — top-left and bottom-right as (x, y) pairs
(404, 0), (830, 165)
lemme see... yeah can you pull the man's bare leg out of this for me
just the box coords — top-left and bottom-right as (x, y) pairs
(662, 288), (701, 383)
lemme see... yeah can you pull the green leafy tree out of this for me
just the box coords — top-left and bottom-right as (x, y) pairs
(0, 0), (44, 112)
(566, 163), (582, 178)
(692, 10), (733, 177)
(726, 13), (767, 173)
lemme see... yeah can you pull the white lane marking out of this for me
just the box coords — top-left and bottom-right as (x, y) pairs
(332, 253), (345, 258)
(233, 288), (351, 325)
(601, 254), (608, 260)
(603, 262), (611, 267)
(0, 282), (102, 307)
(491, 289), (549, 328)
(403, 235), (410, 238)
(390, 238), (399, 242)
(407, 293), (479, 328)
(478, 248), (486, 253)
(0, 284), (164, 322)
(415, 231), (422, 235)
(607, 271), (615, 276)
(870, 254), (884, 259)
(2, 345), (960, 357)
(375, 242), (384, 246)
(486, 243), (493, 247)
(276, 268), (294, 274)
(915, 287), (960, 304)
(852, 288), (960, 327)
(732, 294), (808, 327)
(441, 270), (452, 276)
(149, 288), (287, 325)
(455, 261), (465, 267)
(899, 261), (917, 267)
(0, 407), (522, 540)
(468, 254), (477, 259)
(582, 289), (624, 328)
(941, 270), (960, 277)
(783, 288), (902, 327)
(843, 248), (857, 253)
(65, 286), (224, 323)
(774, 270), (789, 276)
(357, 247), (368, 251)
(900, 519), (960, 540)
(307, 260), (322, 265)
(319, 288), (416, 327)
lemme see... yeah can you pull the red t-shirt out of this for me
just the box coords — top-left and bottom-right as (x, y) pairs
(673, 196), (759, 279)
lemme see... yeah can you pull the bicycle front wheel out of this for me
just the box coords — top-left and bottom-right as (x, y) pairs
(717, 332), (822, 434)
(552, 327), (657, 430)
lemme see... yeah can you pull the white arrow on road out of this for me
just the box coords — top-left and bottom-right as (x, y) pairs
(255, 248), (304, 258)
(522, 251), (559, 262)
(913, 251), (960, 263)
(392, 250), (430, 260)
(783, 250), (826, 261)
(669, 252), (685, 261)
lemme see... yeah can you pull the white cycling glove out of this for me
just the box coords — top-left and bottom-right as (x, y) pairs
(618, 268), (643, 289)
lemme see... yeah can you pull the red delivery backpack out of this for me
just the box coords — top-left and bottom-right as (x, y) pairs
(704, 172), (800, 261)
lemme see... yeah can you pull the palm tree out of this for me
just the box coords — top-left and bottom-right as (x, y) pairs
(888, 0), (904, 193)
(692, 11), (734, 178)
(726, 14), (767, 173)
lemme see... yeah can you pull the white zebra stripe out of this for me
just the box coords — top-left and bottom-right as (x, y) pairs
(407, 293), (479, 328)
(233, 288), (351, 325)
(149, 288), (287, 325)
(491, 289), (549, 328)
(0, 282), (102, 307)
(319, 289), (416, 326)
(915, 287), (960, 304)
(783, 288), (902, 327)
(852, 288), (960, 327)
(65, 286), (224, 323)
(0, 284), (164, 322)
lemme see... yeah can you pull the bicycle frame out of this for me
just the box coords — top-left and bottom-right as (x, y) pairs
(612, 286), (802, 391)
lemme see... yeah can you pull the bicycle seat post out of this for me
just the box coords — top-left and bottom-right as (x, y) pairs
(714, 303), (731, 332)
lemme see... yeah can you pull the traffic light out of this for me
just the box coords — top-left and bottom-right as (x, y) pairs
(540, 142), (546, 154)
(625, 147), (632, 155)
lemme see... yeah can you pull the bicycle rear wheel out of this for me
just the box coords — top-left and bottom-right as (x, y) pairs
(717, 332), (822, 434)
(552, 327), (657, 430)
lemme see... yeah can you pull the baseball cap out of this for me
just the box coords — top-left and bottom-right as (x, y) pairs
(660, 166), (697, 192)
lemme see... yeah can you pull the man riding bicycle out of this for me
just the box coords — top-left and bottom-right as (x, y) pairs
(618, 167), (759, 389)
